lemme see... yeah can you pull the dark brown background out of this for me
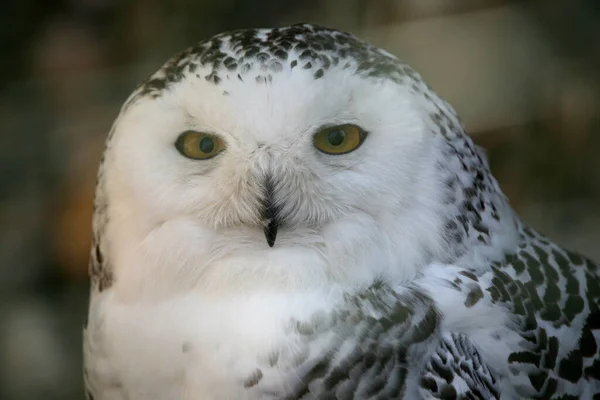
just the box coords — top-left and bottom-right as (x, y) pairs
(0, 1), (598, 398)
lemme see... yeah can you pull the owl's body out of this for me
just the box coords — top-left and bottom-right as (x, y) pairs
(84, 24), (600, 399)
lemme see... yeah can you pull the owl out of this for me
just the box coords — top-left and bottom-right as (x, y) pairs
(83, 24), (600, 399)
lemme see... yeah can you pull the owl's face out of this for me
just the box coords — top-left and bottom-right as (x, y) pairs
(103, 34), (452, 295)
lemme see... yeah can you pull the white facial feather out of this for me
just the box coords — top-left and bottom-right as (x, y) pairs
(103, 54), (454, 298)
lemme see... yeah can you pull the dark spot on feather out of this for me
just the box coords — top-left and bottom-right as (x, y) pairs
(182, 342), (192, 353)
(243, 369), (263, 388)
(439, 385), (458, 400)
(420, 376), (438, 392)
(464, 286), (484, 308)
(458, 270), (478, 282)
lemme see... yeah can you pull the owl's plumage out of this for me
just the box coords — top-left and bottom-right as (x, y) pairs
(83, 24), (600, 399)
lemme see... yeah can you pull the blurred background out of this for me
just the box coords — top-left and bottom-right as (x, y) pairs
(0, 0), (599, 398)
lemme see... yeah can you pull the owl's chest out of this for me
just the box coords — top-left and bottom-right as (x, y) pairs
(84, 291), (337, 400)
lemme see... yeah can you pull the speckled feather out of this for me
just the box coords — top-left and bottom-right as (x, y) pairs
(84, 24), (600, 399)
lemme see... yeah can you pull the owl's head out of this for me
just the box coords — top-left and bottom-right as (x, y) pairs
(95, 24), (512, 296)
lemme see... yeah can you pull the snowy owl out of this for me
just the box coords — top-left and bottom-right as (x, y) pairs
(83, 24), (600, 399)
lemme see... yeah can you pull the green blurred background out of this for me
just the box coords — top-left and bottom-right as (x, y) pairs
(0, 1), (599, 398)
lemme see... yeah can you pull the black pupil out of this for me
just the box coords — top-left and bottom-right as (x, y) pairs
(199, 137), (215, 153)
(327, 130), (346, 146)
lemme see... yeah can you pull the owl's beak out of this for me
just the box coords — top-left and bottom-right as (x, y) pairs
(264, 206), (278, 247)
(262, 176), (280, 247)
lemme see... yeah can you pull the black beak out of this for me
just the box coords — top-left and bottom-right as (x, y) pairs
(264, 210), (278, 247)
(263, 176), (280, 247)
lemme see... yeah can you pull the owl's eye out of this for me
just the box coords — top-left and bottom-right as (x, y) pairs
(175, 131), (226, 160)
(313, 124), (367, 155)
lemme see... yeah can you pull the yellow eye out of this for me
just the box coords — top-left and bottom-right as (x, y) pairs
(313, 124), (367, 155)
(175, 131), (226, 160)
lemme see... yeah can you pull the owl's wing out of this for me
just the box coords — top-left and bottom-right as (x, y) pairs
(419, 332), (500, 399)
(416, 224), (600, 400)
(481, 229), (600, 399)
